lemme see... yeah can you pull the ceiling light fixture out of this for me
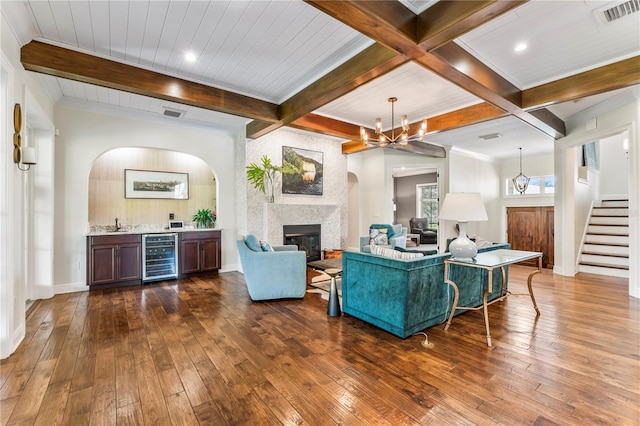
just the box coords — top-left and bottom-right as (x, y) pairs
(514, 42), (527, 52)
(360, 97), (427, 147)
(184, 52), (197, 62)
(478, 133), (502, 140)
(512, 147), (530, 194)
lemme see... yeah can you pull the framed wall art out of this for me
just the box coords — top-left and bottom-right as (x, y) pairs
(282, 146), (323, 195)
(582, 141), (599, 170)
(125, 169), (189, 199)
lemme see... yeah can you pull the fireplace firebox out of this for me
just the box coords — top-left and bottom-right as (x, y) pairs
(283, 224), (321, 262)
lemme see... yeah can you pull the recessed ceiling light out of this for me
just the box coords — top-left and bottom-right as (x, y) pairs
(184, 52), (197, 62)
(514, 43), (527, 53)
(478, 133), (502, 140)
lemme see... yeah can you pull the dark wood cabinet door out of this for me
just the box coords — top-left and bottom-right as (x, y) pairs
(118, 243), (142, 281)
(87, 234), (142, 286)
(200, 238), (221, 271)
(507, 206), (554, 268)
(180, 240), (201, 274)
(90, 245), (117, 285)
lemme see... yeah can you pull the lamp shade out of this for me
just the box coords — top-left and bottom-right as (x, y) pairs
(439, 193), (488, 222)
(21, 147), (37, 165)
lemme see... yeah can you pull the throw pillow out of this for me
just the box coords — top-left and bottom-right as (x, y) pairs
(475, 239), (492, 248)
(391, 223), (402, 237)
(372, 244), (423, 260)
(260, 240), (274, 252)
(369, 227), (388, 246)
(370, 224), (395, 238)
(245, 234), (262, 252)
(395, 246), (437, 256)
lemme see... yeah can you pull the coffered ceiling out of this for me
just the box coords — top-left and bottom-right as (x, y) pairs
(3, 0), (639, 159)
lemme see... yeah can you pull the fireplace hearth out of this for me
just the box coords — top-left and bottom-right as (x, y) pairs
(283, 224), (321, 262)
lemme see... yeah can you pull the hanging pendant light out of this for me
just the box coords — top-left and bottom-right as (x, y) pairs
(512, 147), (530, 194)
(360, 97), (427, 146)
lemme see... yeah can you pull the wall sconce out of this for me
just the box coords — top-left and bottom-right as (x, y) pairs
(12, 103), (37, 171)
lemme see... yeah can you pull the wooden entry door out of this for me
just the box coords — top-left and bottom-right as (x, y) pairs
(507, 206), (554, 268)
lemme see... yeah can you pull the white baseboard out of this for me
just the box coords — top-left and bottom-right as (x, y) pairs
(221, 263), (240, 273)
(54, 281), (89, 295)
(12, 324), (25, 354)
(553, 265), (568, 276)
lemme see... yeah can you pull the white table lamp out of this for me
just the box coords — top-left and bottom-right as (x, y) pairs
(439, 192), (488, 261)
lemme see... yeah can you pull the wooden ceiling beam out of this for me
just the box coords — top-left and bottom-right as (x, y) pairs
(522, 56), (640, 109)
(246, 43), (409, 139)
(306, 0), (566, 139)
(417, 1), (525, 51)
(289, 114), (362, 140)
(21, 41), (279, 122)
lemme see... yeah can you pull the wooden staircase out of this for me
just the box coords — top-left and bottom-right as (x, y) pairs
(578, 199), (629, 278)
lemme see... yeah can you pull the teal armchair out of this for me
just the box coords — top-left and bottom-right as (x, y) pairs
(236, 235), (307, 301)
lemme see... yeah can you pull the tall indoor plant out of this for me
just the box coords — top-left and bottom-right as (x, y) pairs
(246, 155), (297, 203)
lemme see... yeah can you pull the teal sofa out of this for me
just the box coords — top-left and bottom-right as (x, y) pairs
(341, 243), (510, 338)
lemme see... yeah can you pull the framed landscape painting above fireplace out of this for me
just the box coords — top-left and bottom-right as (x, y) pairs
(282, 146), (323, 195)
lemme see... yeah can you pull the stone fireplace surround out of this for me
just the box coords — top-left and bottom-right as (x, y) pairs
(263, 203), (340, 251)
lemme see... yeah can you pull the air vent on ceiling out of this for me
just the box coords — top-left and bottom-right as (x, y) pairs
(478, 133), (502, 140)
(594, 0), (639, 24)
(162, 107), (185, 118)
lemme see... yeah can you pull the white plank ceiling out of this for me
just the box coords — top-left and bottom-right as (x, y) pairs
(4, 0), (639, 159)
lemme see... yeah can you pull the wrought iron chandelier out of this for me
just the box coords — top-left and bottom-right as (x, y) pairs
(512, 147), (530, 194)
(360, 97), (427, 146)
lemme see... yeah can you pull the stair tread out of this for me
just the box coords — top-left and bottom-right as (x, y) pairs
(582, 251), (629, 258)
(579, 261), (629, 270)
(584, 243), (629, 247)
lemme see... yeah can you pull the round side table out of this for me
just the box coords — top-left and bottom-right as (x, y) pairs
(325, 268), (342, 317)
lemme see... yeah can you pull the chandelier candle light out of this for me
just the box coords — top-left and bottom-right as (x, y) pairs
(512, 147), (530, 194)
(439, 192), (488, 261)
(360, 97), (427, 146)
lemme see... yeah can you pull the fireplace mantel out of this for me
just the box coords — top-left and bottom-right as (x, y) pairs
(263, 203), (340, 250)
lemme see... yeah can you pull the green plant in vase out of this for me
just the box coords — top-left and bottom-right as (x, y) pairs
(192, 208), (216, 228)
(246, 155), (298, 203)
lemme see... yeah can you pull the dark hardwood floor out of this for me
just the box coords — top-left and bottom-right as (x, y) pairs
(1, 266), (639, 425)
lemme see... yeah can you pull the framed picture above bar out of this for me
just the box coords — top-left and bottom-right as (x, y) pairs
(125, 169), (189, 199)
(282, 146), (323, 195)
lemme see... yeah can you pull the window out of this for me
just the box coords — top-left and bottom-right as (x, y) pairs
(416, 183), (438, 229)
(506, 175), (555, 196)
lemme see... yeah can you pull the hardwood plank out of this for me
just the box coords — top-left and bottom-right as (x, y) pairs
(115, 401), (144, 425)
(132, 342), (170, 423)
(164, 391), (199, 425)
(34, 379), (72, 426)
(89, 347), (116, 425)
(0, 396), (18, 425)
(61, 386), (93, 425)
(7, 358), (57, 424)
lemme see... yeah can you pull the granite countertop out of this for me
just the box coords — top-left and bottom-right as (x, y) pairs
(86, 227), (220, 236)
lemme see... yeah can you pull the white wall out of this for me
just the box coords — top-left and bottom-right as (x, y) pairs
(448, 149), (501, 244)
(1, 12), (55, 358)
(599, 132), (629, 198)
(53, 105), (239, 293)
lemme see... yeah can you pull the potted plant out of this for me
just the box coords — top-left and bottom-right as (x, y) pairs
(246, 155), (298, 203)
(192, 208), (216, 228)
